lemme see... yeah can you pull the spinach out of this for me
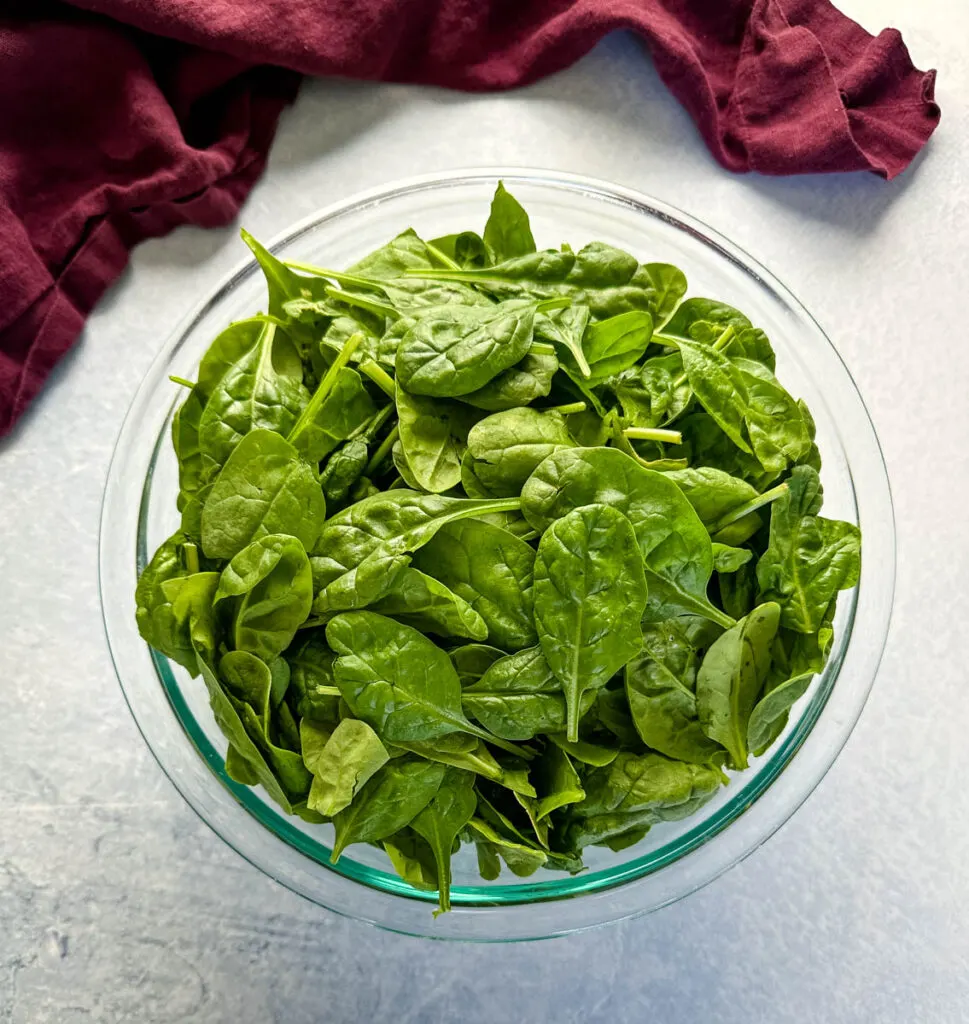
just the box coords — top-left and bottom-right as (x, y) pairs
(625, 620), (724, 764)
(137, 184), (858, 907)
(304, 718), (390, 817)
(464, 408), (574, 497)
(198, 321), (308, 473)
(326, 612), (526, 756)
(411, 768), (477, 913)
(521, 447), (733, 627)
(696, 602), (780, 769)
(412, 518), (537, 650)
(331, 757), (446, 860)
(395, 384), (478, 493)
(483, 181), (536, 263)
(462, 646), (591, 741)
(215, 534), (313, 662)
(201, 429), (325, 560)
(395, 301), (537, 398)
(756, 466), (861, 633)
(533, 503), (648, 740)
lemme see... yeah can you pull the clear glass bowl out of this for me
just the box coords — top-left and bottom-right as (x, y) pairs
(99, 170), (894, 941)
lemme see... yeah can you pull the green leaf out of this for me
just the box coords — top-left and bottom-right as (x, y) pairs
(463, 646), (589, 741)
(464, 408), (574, 498)
(411, 768), (477, 912)
(395, 301), (537, 398)
(711, 543), (752, 573)
(521, 447), (733, 628)
(631, 263), (688, 325)
(201, 429), (325, 561)
(449, 644), (505, 686)
(412, 518), (537, 650)
(396, 384), (478, 493)
(305, 719), (390, 817)
(466, 818), (547, 877)
(547, 733), (619, 767)
(370, 567), (489, 641)
(483, 182), (536, 263)
(459, 351), (559, 412)
(198, 321), (308, 473)
(533, 503), (648, 741)
(581, 311), (653, 385)
(696, 602), (780, 769)
(625, 619), (725, 765)
(326, 612), (524, 756)
(331, 757), (446, 860)
(747, 672), (812, 757)
(533, 744), (584, 820)
(382, 828), (439, 890)
(674, 336), (752, 454)
(215, 534), (313, 662)
(756, 466), (861, 633)
(391, 736), (535, 797)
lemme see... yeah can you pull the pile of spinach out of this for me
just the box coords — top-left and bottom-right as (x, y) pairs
(137, 183), (860, 913)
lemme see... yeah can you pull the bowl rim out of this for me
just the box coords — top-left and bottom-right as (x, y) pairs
(100, 167), (895, 941)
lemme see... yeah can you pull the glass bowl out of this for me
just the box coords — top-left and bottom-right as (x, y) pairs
(99, 170), (894, 941)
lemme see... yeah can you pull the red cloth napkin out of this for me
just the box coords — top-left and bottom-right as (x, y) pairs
(0, 0), (939, 435)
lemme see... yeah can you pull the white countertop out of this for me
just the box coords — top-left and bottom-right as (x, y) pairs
(2, 1), (966, 1019)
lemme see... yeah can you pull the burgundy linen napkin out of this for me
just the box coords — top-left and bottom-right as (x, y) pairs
(0, 0), (939, 434)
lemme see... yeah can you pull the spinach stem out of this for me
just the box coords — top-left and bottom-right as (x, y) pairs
(183, 543), (200, 575)
(365, 425), (399, 477)
(325, 286), (397, 320)
(284, 260), (377, 292)
(358, 360), (397, 399)
(710, 482), (788, 535)
(351, 403), (394, 442)
(425, 242), (461, 270)
(169, 375), (195, 389)
(529, 342), (556, 357)
(546, 401), (586, 416)
(534, 297), (572, 313)
(288, 333), (364, 445)
(624, 426), (682, 444)
(668, 325), (737, 388)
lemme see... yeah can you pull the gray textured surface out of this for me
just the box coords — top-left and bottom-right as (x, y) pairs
(2, 2), (966, 1020)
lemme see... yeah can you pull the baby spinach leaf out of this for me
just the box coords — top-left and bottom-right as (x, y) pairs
(411, 768), (477, 912)
(429, 230), (491, 269)
(286, 633), (341, 723)
(566, 241), (638, 288)
(369, 567), (489, 641)
(331, 756), (447, 861)
(392, 736), (535, 797)
(673, 336), (752, 454)
(536, 304), (592, 378)
(533, 503), (648, 741)
(326, 612), (525, 756)
(733, 358), (812, 473)
(467, 818), (547, 878)
(198, 321), (308, 472)
(711, 543), (752, 573)
(547, 733), (619, 767)
(521, 447), (732, 627)
(382, 828), (439, 890)
(395, 300), (537, 398)
(459, 350), (559, 411)
(449, 644), (505, 685)
(581, 311), (653, 385)
(411, 517), (538, 651)
(311, 551), (412, 617)
(396, 384), (478, 493)
(215, 534), (313, 662)
(289, 365), (376, 464)
(462, 646), (591, 741)
(747, 672), (812, 757)
(696, 602), (780, 769)
(171, 386), (206, 505)
(304, 719), (390, 817)
(567, 752), (723, 850)
(631, 263), (688, 325)
(483, 181), (536, 263)
(659, 297), (753, 344)
(320, 438), (369, 505)
(625, 619), (724, 765)
(719, 559), (757, 621)
(756, 466), (861, 634)
(135, 531), (195, 671)
(464, 408), (575, 498)
(200, 429), (325, 561)
(309, 491), (521, 596)
(664, 466), (759, 528)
